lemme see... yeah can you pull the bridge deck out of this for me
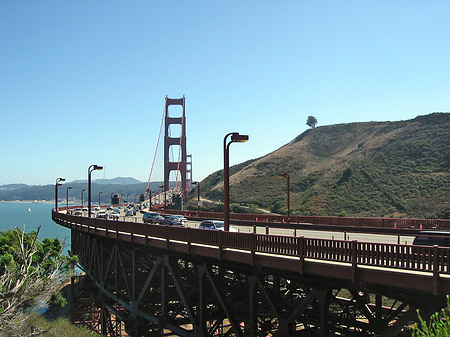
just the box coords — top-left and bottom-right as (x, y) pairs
(53, 210), (450, 296)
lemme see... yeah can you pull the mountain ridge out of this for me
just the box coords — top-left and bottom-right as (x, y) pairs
(188, 113), (450, 219)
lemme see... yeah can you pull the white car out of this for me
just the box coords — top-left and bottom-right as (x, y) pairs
(109, 212), (120, 220)
(198, 220), (238, 232)
(96, 211), (108, 219)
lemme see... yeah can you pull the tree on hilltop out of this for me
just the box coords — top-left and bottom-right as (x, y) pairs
(306, 115), (318, 128)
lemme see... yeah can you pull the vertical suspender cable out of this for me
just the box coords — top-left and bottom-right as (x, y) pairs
(144, 108), (165, 199)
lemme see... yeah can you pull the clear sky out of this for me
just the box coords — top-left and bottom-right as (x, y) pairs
(1, 1), (449, 186)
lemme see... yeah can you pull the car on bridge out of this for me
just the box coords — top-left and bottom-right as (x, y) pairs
(143, 212), (164, 224)
(125, 209), (135, 216)
(109, 212), (120, 220)
(96, 211), (108, 219)
(198, 220), (238, 232)
(162, 215), (187, 227)
(413, 231), (450, 247)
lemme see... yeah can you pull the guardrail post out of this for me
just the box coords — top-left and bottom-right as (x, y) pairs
(130, 222), (134, 244)
(165, 225), (169, 250)
(298, 236), (304, 274)
(218, 230), (223, 260)
(251, 232), (256, 266)
(433, 245), (439, 295)
(351, 240), (357, 283)
(145, 222), (148, 246)
(187, 227), (191, 254)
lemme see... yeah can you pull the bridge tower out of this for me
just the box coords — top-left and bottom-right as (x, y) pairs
(164, 96), (189, 199)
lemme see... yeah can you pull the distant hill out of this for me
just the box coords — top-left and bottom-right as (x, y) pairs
(187, 113), (450, 219)
(69, 177), (143, 185)
(0, 184), (29, 190)
(0, 178), (170, 203)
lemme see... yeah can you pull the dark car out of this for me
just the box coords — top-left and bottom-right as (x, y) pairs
(163, 215), (187, 227)
(143, 212), (164, 224)
(412, 231), (450, 247)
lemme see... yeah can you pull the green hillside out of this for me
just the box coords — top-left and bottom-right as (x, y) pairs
(187, 113), (450, 219)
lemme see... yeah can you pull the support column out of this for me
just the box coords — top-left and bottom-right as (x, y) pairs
(164, 96), (190, 200)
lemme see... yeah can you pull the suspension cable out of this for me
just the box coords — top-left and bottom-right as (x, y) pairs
(144, 108), (165, 199)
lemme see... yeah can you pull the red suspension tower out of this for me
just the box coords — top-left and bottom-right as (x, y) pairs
(164, 96), (190, 200)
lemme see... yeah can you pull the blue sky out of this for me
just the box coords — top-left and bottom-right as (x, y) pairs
(1, 1), (449, 186)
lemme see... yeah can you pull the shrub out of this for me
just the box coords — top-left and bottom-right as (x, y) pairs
(412, 295), (450, 336)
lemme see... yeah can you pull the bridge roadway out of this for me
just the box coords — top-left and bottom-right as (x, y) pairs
(67, 206), (416, 245)
(53, 207), (450, 336)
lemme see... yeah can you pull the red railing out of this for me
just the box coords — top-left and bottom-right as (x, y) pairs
(164, 209), (450, 230)
(53, 210), (450, 276)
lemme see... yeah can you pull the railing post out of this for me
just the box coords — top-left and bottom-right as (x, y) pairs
(187, 227), (191, 254)
(433, 245), (439, 295)
(253, 225), (256, 234)
(298, 236), (304, 274)
(266, 226), (269, 235)
(130, 222), (134, 244)
(165, 225), (169, 250)
(218, 230), (223, 260)
(251, 231), (256, 266)
(351, 240), (357, 283)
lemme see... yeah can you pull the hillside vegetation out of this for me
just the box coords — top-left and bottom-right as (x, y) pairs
(187, 113), (449, 219)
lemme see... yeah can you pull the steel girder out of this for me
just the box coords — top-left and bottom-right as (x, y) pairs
(71, 230), (438, 336)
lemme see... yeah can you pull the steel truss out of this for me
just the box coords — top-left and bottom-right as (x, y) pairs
(71, 230), (440, 336)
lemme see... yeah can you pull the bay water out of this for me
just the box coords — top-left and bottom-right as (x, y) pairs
(0, 202), (71, 253)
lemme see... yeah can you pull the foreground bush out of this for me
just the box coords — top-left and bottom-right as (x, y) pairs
(0, 226), (77, 336)
(413, 295), (450, 336)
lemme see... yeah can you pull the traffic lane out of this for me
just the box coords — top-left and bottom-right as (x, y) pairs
(184, 220), (414, 245)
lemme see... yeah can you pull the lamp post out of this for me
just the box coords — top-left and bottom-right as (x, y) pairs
(278, 173), (290, 221)
(111, 192), (114, 206)
(192, 181), (201, 215)
(149, 190), (152, 210)
(99, 191), (103, 208)
(88, 164), (103, 218)
(224, 132), (249, 231)
(121, 193), (124, 205)
(66, 186), (72, 213)
(160, 185), (165, 206)
(81, 189), (86, 207)
(127, 194), (129, 204)
(55, 178), (65, 212)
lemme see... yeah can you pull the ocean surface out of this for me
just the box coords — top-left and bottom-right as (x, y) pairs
(0, 202), (71, 253)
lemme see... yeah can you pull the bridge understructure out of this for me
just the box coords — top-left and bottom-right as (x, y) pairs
(53, 214), (450, 337)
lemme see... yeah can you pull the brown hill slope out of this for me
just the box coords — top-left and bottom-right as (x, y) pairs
(189, 113), (449, 218)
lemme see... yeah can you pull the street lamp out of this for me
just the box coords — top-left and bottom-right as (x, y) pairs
(55, 178), (65, 212)
(121, 193), (124, 205)
(88, 164), (103, 218)
(66, 186), (72, 213)
(148, 189), (152, 210)
(192, 181), (201, 215)
(81, 189), (86, 207)
(224, 132), (249, 231)
(159, 185), (165, 206)
(127, 194), (129, 204)
(278, 173), (290, 221)
(99, 191), (103, 208)
(111, 192), (114, 205)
